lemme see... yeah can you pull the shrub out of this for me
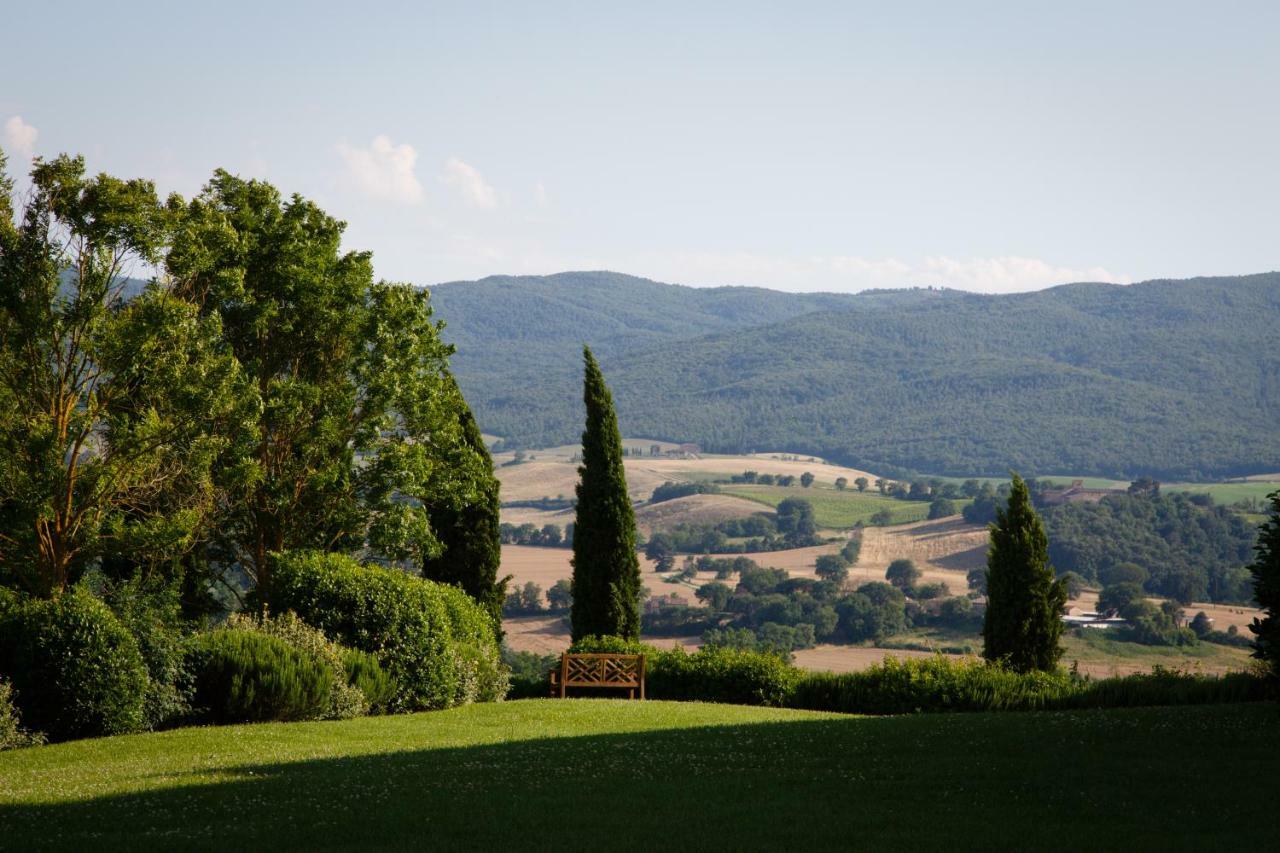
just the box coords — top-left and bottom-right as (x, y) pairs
(270, 551), (506, 711)
(227, 612), (368, 719)
(184, 628), (332, 723)
(95, 574), (191, 730)
(1, 680), (45, 750)
(501, 648), (559, 699)
(0, 588), (148, 741)
(341, 648), (398, 712)
(570, 636), (800, 706)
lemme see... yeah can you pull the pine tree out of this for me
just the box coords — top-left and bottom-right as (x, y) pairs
(1247, 490), (1280, 677)
(422, 374), (508, 640)
(570, 347), (641, 641)
(982, 473), (1067, 672)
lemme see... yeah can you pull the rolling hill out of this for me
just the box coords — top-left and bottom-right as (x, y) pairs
(429, 271), (1280, 480)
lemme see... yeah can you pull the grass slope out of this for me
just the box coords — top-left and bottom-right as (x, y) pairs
(2, 700), (1276, 851)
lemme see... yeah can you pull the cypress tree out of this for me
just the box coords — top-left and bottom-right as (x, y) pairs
(570, 347), (641, 641)
(981, 473), (1067, 672)
(422, 374), (508, 640)
(1247, 490), (1280, 678)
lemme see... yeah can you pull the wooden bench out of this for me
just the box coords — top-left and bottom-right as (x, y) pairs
(549, 652), (646, 699)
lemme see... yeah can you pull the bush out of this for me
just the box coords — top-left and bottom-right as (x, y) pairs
(0, 588), (148, 741)
(95, 574), (191, 730)
(270, 551), (506, 711)
(1, 680), (45, 750)
(341, 648), (398, 712)
(184, 628), (332, 723)
(227, 612), (368, 719)
(501, 648), (559, 699)
(570, 636), (800, 706)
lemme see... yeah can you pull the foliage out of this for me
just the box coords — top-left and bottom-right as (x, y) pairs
(0, 155), (256, 597)
(1042, 491), (1256, 603)
(439, 271), (1280, 480)
(928, 498), (957, 519)
(0, 587), (148, 740)
(503, 581), (546, 616)
(225, 611), (368, 719)
(269, 551), (506, 711)
(421, 373), (506, 639)
(1248, 490), (1280, 676)
(183, 627), (332, 723)
(0, 679), (44, 750)
(500, 522), (570, 548)
(885, 558), (920, 591)
(721, 484), (930, 529)
(814, 554), (849, 583)
(501, 647), (560, 699)
(569, 636), (800, 706)
(649, 481), (720, 503)
(340, 648), (397, 713)
(570, 347), (641, 641)
(982, 475), (1067, 672)
(166, 171), (478, 603)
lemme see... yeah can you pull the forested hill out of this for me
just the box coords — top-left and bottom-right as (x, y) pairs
(428, 271), (1280, 480)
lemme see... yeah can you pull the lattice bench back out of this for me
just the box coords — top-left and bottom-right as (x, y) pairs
(551, 653), (646, 699)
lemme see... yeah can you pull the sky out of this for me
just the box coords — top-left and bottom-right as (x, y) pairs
(3, 1), (1279, 294)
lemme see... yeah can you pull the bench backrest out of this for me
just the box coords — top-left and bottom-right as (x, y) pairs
(560, 653), (646, 688)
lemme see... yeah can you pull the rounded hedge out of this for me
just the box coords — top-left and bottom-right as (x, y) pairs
(341, 647), (397, 713)
(270, 551), (506, 711)
(184, 628), (332, 723)
(0, 588), (148, 741)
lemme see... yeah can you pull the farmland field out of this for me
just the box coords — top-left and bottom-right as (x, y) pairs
(1, 700), (1275, 851)
(718, 484), (948, 529)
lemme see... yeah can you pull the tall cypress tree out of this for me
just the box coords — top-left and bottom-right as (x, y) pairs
(422, 373), (508, 640)
(982, 473), (1067, 672)
(570, 347), (641, 642)
(1247, 490), (1280, 678)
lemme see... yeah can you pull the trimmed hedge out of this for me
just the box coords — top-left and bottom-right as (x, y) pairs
(0, 588), (148, 741)
(566, 636), (1274, 714)
(184, 628), (332, 723)
(570, 636), (799, 707)
(270, 551), (506, 711)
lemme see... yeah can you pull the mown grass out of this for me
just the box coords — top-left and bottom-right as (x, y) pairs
(1, 699), (1276, 851)
(719, 484), (954, 528)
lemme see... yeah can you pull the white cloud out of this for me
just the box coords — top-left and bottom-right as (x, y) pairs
(3, 116), (38, 159)
(336, 135), (423, 204)
(919, 256), (1130, 294)
(534, 181), (548, 208)
(441, 157), (497, 208)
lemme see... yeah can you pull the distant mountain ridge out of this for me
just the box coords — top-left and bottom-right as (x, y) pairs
(428, 270), (1280, 480)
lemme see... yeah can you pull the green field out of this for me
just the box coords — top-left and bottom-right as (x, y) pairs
(935, 474), (1279, 508)
(719, 484), (955, 529)
(2, 700), (1276, 851)
(1061, 631), (1254, 673)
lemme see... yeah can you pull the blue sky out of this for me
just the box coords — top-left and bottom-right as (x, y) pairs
(3, 1), (1278, 292)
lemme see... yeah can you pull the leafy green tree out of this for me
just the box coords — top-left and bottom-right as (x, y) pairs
(569, 347), (641, 641)
(0, 154), (255, 598)
(800, 472), (815, 488)
(928, 498), (957, 519)
(981, 474), (1067, 672)
(420, 373), (507, 635)
(834, 477), (848, 491)
(885, 559), (920, 591)
(1248, 490), (1280, 676)
(547, 578), (573, 612)
(1097, 582), (1144, 617)
(854, 477), (869, 492)
(814, 554), (849, 584)
(167, 172), (472, 604)
(775, 498), (816, 543)
(695, 581), (733, 611)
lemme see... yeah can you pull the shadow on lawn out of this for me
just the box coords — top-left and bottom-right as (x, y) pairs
(2, 704), (1277, 852)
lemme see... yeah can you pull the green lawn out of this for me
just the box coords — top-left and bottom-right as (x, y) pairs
(2, 700), (1276, 851)
(719, 484), (952, 529)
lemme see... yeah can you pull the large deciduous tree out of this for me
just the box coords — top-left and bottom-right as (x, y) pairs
(570, 347), (640, 641)
(0, 153), (255, 598)
(1248, 490), (1280, 677)
(981, 473), (1067, 672)
(165, 171), (471, 605)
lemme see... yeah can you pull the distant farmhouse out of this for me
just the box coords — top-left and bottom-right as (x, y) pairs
(1038, 479), (1125, 506)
